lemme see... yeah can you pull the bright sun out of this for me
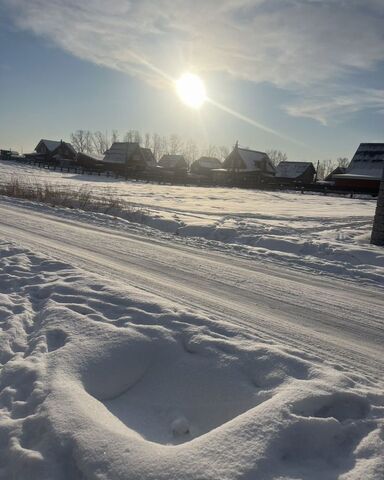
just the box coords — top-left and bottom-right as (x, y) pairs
(175, 73), (207, 109)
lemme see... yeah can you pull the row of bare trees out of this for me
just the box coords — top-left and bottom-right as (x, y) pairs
(70, 129), (349, 178)
(70, 129), (231, 165)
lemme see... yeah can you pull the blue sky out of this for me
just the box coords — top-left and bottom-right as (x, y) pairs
(1, 0), (384, 161)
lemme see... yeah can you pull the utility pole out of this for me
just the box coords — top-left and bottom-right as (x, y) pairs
(370, 167), (384, 246)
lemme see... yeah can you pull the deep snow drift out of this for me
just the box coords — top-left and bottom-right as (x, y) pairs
(1, 160), (383, 285)
(0, 241), (383, 479)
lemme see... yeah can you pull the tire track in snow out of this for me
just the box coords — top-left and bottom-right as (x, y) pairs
(0, 203), (383, 384)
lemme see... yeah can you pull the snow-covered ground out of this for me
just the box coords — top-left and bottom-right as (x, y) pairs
(0, 240), (383, 480)
(0, 160), (383, 479)
(1, 160), (383, 284)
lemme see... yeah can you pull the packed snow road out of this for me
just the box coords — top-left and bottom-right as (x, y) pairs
(0, 201), (383, 383)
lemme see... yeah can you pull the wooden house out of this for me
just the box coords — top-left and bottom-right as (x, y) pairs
(332, 143), (384, 192)
(190, 157), (222, 176)
(101, 142), (155, 175)
(219, 145), (275, 185)
(26, 139), (76, 165)
(158, 154), (188, 172)
(274, 161), (316, 185)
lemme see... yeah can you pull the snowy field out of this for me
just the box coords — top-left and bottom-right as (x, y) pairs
(1, 160), (383, 285)
(0, 160), (383, 479)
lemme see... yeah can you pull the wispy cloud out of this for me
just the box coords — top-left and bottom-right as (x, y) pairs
(285, 88), (384, 125)
(3, 0), (384, 122)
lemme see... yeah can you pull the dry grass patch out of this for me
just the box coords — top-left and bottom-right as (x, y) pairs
(0, 176), (147, 222)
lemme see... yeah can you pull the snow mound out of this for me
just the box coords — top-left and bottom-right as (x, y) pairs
(0, 241), (383, 479)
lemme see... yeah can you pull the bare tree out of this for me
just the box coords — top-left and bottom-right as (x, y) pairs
(71, 130), (88, 153)
(265, 149), (288, 167)
(151, 133), (161, 160)
(337, 157), (349, 168)
(124, 130), (135, 142)
(218, 145), (230, 161)
(133, 130), (142, 144)
(144, 133), (151, 149)
(183, 139), (199, 166)
(111, 130), (119, 145)
(316, 159), (335, 180)
(169, 134), (183, 155)
(204, 144), (219, 158)
(92, 131), (109, 154)
(371, 168), (384, 246)
(159, 136), (168, 159)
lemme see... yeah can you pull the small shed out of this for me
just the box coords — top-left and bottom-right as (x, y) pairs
(190, 157), (222, 176)
(274, 161), (316, 185)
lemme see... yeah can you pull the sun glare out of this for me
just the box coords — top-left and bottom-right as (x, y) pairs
(175, 73), (207, 109)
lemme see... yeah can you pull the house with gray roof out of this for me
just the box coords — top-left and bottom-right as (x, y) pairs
(190, 156), (222, 176)
(26, 139), (76, 165)
(332, 143), (384, 192)
(275, 161), (316, 185)
(158, 154), (188, 172)
(101, 142), (156, 175)
(219, 145), (275, 185)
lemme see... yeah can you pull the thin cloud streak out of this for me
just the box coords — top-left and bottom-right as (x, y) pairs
(285, 88), (384, 125)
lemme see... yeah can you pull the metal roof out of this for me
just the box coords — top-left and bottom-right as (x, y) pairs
(275, 161), (315, 179)
(102, 142), (140, 164)
(158, 154), (187, 168)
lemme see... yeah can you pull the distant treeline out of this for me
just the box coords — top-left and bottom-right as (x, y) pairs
(69, 129), (349, 179)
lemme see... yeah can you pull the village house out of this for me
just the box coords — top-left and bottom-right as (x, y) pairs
(332, 143), (384, 192)
(101, 142), (155, 176)
(274, 161), (316, 185)
(216, 144), (275, 185)
(190, 156), (222, 177)
(158, 154), (188, 172)
(25, 139), (77, 166)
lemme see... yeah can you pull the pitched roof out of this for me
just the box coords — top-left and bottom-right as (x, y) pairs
(275, 161), (315, 179)
(141, 147), (156, 167)
(158, 154), (187, 169)
(224, 147), (275, 173)
(325, 166), (347, 181)
(339, 143), (384, 180)
(38, 139), (61, 152)
(102, 142), (140, 164)
(36, 139), (76, 155)
(193, 157), (222, 169)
